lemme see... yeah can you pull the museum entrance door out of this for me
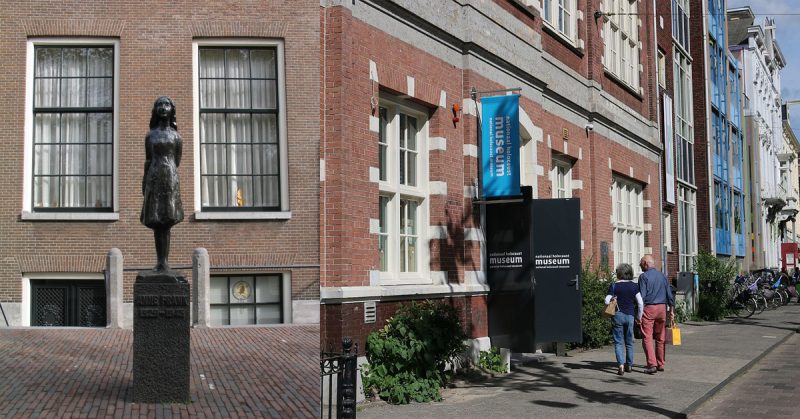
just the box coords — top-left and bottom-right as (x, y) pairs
(31, 280), (106, 327)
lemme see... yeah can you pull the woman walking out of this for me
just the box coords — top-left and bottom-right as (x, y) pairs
(605, 263), (644, 376)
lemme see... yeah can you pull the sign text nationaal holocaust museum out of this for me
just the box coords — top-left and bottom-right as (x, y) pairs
(481, 94), (521, 198)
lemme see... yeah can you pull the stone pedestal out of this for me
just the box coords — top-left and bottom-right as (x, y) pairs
(133, 271), (190, 403)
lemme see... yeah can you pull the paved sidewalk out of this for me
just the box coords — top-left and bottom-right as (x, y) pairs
(0, 325), (320, 418)
(691, 333), (800, 418)
(359, 305), (800, 418)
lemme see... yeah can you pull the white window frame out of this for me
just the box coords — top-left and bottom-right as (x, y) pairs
(612, 177), (644, 273)
(377, 97), (430, 285)
(602, 0), (640, 90)
(550, 157), (573, 198)
(674, 48), (695, 186)
(192, 39), (290, 220)
(22, 38), (120, 221)
(542, 0), (577, 43)
(677, 184), (697, 272)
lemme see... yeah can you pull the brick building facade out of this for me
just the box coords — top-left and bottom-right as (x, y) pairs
(320, 0), (663, 354)
(0, 1), (320, 327)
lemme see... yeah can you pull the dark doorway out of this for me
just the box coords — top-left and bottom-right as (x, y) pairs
(31, 280), (106, 327)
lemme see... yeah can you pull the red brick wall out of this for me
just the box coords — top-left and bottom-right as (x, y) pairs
(0, 1), (320, 303)
(690, 0), (712, 253)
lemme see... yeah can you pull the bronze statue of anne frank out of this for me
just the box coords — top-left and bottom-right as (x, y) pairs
(141, 96), (184, 273)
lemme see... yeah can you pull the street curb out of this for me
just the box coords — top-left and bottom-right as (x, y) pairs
(681, 327), (799, 417)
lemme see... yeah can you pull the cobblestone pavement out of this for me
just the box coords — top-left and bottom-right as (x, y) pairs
(690, 333), (800, 418)
(0, 325), (320, 418)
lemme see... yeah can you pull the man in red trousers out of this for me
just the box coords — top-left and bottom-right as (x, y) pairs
(638, 255), (675, 374)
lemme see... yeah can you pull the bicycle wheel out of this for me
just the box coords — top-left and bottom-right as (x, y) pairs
(758, 295), (768, 313)
(733, 298), (756, 318)
(780, 289), (790, 305)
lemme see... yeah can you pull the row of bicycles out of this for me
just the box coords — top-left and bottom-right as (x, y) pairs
(727, 269), (799, 318)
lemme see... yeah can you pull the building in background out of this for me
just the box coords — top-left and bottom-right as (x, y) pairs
(320, 0), (662, 391)
(728, 6), (787, 270)
(657, 0), (699, 279)
(0, 1), (320, 328)
(689, 0), (745, 266)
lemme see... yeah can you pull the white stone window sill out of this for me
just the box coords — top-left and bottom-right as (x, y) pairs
(21, 211), (119, 221)
(194, 211), (291, 221)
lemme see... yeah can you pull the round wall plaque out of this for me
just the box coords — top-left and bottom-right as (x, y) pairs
(232, 281), (252, 301)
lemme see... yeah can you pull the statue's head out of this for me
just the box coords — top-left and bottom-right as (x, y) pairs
(149, 96), (178, 130)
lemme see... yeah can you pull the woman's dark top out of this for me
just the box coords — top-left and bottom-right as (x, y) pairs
(608, 281), (639, 316)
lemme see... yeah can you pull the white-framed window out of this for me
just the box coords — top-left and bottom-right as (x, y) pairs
(377, 98), (429, 284)
(663, 212), (672, 252)
(543, 0), (577, 42)
(192, 40), (289, 220)
(674, 48), (694, 185)
(672, 0), (690, 53)
(209, 273), (289, 326)
(602, 0), (640, 89)
(612, 177), (644, 272)
(551, 157), (573, 198)
(657, 50), (666, 88)
(22, 39), (120, 220)
(677, 185), (697, 271)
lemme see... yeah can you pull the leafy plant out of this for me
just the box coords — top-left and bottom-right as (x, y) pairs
(478, 347), (508, 374)
(694, 249), (738, 321)
(570, 258), (614, 349)
(362, 300), (467, 404)
(673, 299), (690, 324)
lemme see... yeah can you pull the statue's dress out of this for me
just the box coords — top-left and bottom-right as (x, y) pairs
(140, 128), (184, 229)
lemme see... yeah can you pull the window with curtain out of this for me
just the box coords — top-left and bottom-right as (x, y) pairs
(612, 177), (644, 273)
(209, 274), (282, 326)
(199, 47), (280, 210)
(602, 0), (640, 89)
(377, 99), (428, 283)
(674, 48), (694, 186)
(33, 46), (114, 211)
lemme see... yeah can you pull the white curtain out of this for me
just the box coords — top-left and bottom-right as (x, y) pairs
(33, 47), (113, 209)
(200, 48), (279, 208)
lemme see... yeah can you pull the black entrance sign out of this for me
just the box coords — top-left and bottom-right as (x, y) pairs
(486, 200), (534, 352)
(486, 198), (582, 351)
(532, 198), (582, 343)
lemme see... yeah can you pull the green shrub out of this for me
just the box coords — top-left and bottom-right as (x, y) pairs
(674, 299), (690, 324)
(362, 300), (467, 404)
(571, 259), (614, 349)
(694, 249), (737, 321)
(478, 347), (508, 374)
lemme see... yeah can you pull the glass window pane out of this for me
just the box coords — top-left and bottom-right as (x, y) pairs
(407, 152), (417, 187)
(210, 277), (228, 304)
(202, 144), (227, 175)
(201, 113), (226, 143)
(250, 49), (276, 79)
(253, 144), (279, 175)
(87, 145), (111, 175)
(230, 277), (255, 304)
(87, 78), (112, 107)
(252, 114), (278, 143)
(202, 176), (227, 207)
(226, 79), (251, 109)
(86, 48), (113, 77)
(87, 113), (112, 143)
(199, 49), (225, 78)
(210, 306), (229, 326)
(200, 79), (225, 108)
(230, 144), (252, 175)
(226, 49), (251, 78)
(60, 176), (85, 207)
(61, 145), (86, 175)
(230, 306), (254, 326)
(255, 276), (281, 303)
(60, 78), (86, 108)
(227, 113), (251, 143)
(61, 48), (86, 77)
(256, 305), (281, 324)
(61, 113), (86, 143)
(406, 116), (417, 150)
(35, 47), (60, 77)
(35, 113), (60, 143)
(35, 79), (59, 108)
(34, 144), (59, 175)
(86, 176), (111, 208)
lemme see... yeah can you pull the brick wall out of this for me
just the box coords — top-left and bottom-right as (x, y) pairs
(0, 1), (320, 304)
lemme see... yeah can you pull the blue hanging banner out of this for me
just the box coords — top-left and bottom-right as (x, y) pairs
(481, 94), (521, 198)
